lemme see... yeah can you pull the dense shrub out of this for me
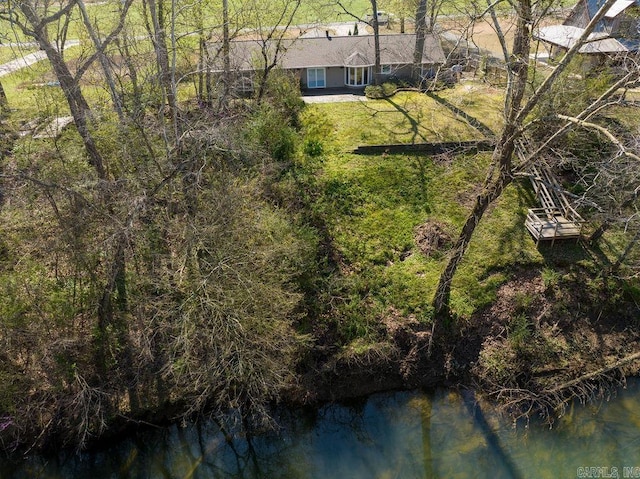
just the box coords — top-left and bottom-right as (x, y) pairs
(365, 82), (400, 99)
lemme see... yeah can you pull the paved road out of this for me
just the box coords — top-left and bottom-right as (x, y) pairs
(0, 51), (49, 78)
(0, 41), (79, 78)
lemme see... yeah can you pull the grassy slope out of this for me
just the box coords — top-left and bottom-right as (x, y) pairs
(304, 86), (551, 342)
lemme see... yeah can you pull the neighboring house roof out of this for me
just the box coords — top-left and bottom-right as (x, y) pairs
(210, 33), (445, 72)
(536, 24), (635, 52)
(605, 0), (636, 18)
(535, 0), (640, 53)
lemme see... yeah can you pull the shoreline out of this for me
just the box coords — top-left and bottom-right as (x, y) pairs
(292, 264), (640, 423)
(2, 273), (637, 460)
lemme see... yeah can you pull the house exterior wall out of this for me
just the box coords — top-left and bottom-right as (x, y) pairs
(382, 64), (413, 80)
(296, 63), (441, 89)
(211, 33), (448, 93)
(565, 0), (640, 35)
(299, 67), (366, 89)
(326, 67), (346, 88)
(226, 62), (444, 93)
(612, 7), (640, 38)
(379, 64), (440, 82)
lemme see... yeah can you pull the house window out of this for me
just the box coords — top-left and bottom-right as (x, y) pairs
(346, 66), (370, 86)
(381, 64), (392, 75)
(307, 68), (326, 89)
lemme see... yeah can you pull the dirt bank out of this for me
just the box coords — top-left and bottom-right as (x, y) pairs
(293, 264), (640, 423)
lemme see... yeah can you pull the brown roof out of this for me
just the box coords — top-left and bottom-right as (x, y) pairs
(210, 33), (445, 72)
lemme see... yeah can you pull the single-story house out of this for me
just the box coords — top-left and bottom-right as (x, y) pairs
(209, 33), (446, 92)
(535, 0), (640, 57)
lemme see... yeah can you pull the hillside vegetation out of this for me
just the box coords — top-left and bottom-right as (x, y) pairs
(0, 0), (639, 455)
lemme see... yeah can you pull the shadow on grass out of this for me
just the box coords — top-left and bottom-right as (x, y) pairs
(533, 233), (617, 272)
(427, 92), (496, 139)
(494, 184), (537, 260)
(409, 155), (432, 213)
(382, 97), (430, 144)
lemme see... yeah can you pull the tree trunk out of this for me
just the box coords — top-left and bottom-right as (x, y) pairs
(17, 3), (107, 179)
(432, 0), (532, 319)
(222, 0), (231, 106)
(0, 81), (8, 115)
(146, 0), (177, 118)
(48, 46), (106, 179)
(77, 0), (125, 120)
(430, 0), (622, 327)
(589, 220), (610, 244)
(433, 163), (514, 316)
(427, 0), (442, 34)
(610, 228), (640, 274)
(115, 36), (143, 119)
(198, 35), (206, 103)
(370, 0), (381, 85)
(413, 0), (427, 83)
(205, 38), (214, 105)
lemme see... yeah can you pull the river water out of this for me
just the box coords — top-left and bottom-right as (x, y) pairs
(3, 380), (640, 478)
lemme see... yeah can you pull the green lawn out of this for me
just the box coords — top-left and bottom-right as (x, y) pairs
(0, 0), (572, 47)
(0, 45), (38, 65)
(315, 88), (504, 151)
(0, 1), (362, 46)
(300, 85), (546, 339)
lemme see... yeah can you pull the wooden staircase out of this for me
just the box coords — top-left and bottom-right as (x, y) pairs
(525, 164), (584, 245)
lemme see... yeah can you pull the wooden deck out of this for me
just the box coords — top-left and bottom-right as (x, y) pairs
(525, 208), (582, 246)
(524, 164), (585, 245)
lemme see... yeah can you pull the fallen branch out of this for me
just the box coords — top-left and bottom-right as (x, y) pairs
(548, 350), (640, 395)
(485, 350), (640, 425)
(555, 114), (640, 162)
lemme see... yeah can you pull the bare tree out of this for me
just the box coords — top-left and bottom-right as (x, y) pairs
(143, 0), (178, 132)
(431, 0), (636, 323)
(0, 0), (133, 179)
(241, 0), (302, 101)
(76, 0), (132, 121)
(3, 1), (106, 177)
(370, 0), (382, 84)
(337, 0), (382, 84)
(222, 0), (231, 105)
(412, 0), (427, 81)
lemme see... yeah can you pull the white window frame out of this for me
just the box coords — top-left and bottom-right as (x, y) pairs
(307, 68), (326, 89)
(345, 66), (370, 86)
(381, 64), (392, 75)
